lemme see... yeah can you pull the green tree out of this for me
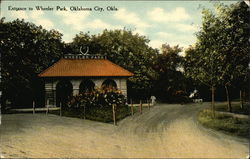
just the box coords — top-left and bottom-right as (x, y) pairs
(153, 44), (192, 102)
(184, 44), (222, 115)
(215, 2), (250, 111)
(0, 18), (64, 108)
(69, 29), (159, 99)
(184, 1), (250, 113)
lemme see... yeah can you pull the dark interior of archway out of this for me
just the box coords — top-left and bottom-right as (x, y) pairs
(56, 80), (73, 107)
(102, 79), (117, 89)
(79, 80), (95, 93)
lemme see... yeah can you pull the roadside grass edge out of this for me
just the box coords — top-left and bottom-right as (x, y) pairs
(197, 108), (250, 140)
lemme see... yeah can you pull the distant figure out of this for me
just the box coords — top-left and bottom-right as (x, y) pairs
(189, 89), (198, 98)
(189, 89), (203, 103)
(150, 96), (156, 105)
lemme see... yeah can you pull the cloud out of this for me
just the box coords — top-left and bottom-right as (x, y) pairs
(86, 19), (111, 29)
(149, 40), (164, 49)
(55, 9), (90, 31)
(10, 10), (54, 30)
(114, 8), (150, 31)
(168, 41), (188, 48)
(156, 32), (174, 39)
(56, 10), (121, 31)
(156, 31), (190, 42)
(132, 29), (146, 36)
(149, 38), (191, 50)
(10, 11), (28, 19)
(156, 31), (197, 43)
(30, 10), (43, 19)
(148, 7), (190, 23)
(85, 19), (122, 30)
(35, 19), (54, 29)
(32, 12), (54, 30)
(30, 11), (54, 29)
(62, 33), (75, 43)
(175, 23), (198, 32)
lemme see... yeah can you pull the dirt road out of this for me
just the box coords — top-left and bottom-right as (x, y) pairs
(0, 103), (249, 158)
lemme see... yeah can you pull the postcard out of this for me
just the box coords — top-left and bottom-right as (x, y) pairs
(0, 0), (249, 158)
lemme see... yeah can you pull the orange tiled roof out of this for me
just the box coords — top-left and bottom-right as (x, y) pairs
(38, 58), (133, 77)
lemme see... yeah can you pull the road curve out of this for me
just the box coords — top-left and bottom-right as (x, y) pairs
(116, 103), (249, 158)
(0, 103), (249, 158)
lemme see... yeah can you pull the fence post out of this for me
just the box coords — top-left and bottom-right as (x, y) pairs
(148, 99), (150, 110)
(60, 102), (62, 116)
(112, 104), (116, 126)
(46, 99), (49, 115)
(140, 100), (142, 114)
(33, 101), (35, 114)
(46, 105), (49, 115)
(130, 99), (134, 115)
(83, 104), (86, 120)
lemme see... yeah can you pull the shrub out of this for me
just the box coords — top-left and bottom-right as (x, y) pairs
(66, 87), (129, 122)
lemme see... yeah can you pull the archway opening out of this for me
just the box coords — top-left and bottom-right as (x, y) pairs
(79, 79), (95, 93)
(102, 79), (117, 89)
(56, 80), (73, 107)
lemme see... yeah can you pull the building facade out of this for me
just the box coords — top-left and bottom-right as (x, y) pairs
(39, 54), (133, 107)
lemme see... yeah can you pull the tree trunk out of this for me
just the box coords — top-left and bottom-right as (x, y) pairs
(225, 84), (232, 112)
(240, 90), (244, 109)
(211, 85), (215, 117)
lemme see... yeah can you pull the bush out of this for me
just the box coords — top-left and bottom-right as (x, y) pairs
(65, 87), (130, 122)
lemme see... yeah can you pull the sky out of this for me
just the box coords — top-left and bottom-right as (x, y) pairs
(1, 0), (238, 50)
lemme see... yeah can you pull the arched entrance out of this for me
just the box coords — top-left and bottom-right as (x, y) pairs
(102, 79), (117, 89)
(79, 79), (95, 93)
(56, 80), (73, 107)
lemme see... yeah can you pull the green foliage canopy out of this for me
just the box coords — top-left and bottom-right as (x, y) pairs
(153, 44), (192, 102)
(0, 18), (64, 106)
(184, 1), (250, 88)
(68, 29), (159, 98)
(184, 1), (250, 109)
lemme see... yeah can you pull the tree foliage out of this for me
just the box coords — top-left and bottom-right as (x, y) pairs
(68, 29), (159, 99)
(184, 1), (250, 111)
(153, 44), (192, 102)
(2, 1), (248, 108)
(0, 18), (64, 107)
(216, 2), (250, 87)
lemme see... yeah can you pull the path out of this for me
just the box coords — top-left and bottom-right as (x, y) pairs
(0, 103), (249, 158)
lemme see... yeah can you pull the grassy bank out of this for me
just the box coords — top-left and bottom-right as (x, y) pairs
(214, 102), (250, 115)
(198, 109), (250, 139)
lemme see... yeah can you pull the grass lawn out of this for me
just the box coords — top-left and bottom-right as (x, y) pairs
(50, 105), (131, 123)
(49, 105), (143, 123)
(214, 101), (250, 115)
(198, 107), (250, 139)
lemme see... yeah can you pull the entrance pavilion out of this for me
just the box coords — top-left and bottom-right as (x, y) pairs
(38, 54), (133, 107)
